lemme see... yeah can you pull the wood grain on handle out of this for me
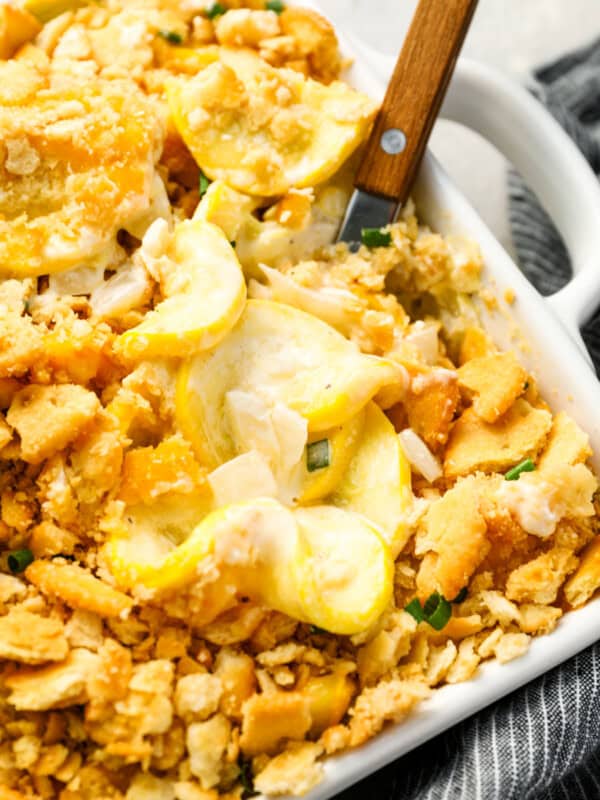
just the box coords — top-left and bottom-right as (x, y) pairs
(355, 0), (478, 203)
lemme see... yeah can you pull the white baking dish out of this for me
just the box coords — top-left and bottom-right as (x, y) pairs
(270, 6), (600, 799)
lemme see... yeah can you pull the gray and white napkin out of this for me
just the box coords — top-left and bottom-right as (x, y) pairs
(340, 34), (600, 800)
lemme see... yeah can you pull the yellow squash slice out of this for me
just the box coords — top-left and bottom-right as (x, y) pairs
(333, 403), (413, 557)
(175, 299), (404, 468)
(0, 61), (158, 278)
(299, 410), (366, 504)
(104, 498), (392, 635)
(167, 49), (378, 196)
(116, 219), (246, 361)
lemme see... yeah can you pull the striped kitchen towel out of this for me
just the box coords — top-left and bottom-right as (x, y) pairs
(340, 35), (600, 800)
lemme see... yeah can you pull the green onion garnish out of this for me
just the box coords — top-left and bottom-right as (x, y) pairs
(306, 439), (331, 472)
(206, 2), (227, 19)
(199, 172), (211, 196)
(452, 586), (468, 604)
(8, 549), (34, 574)
(309, 624), (327, 635)
(523, 381), (530, 391)
(404, 597), (425, 623)
(266, 0), (285, 12)
(230, 241), (236, 249)
(505, 458), (535, 481)
(157, 29), (183, 44)
(361, 228), (392, 248)
(238, 759), (256, 799)
(405, 592), (452, 630)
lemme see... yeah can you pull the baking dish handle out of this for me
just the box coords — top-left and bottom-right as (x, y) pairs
(345, 37), (600, 355)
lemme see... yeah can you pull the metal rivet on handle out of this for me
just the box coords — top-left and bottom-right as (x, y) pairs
(380, 128), (407, 155)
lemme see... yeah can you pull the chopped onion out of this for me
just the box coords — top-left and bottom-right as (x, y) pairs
(398, 428), (442, 483)
(90, 261), (152, 320)
(404, 320), (440, 365)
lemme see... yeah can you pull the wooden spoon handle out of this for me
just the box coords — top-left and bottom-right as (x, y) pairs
(355, 0), (478, 203)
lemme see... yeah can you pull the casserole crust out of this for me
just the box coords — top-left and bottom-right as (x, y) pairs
(0, 2), (599, 799)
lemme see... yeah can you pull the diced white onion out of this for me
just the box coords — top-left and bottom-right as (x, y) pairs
(124, 174), (172, 241)
(90, 260), (151, 319)
(398, 428), (442, 483)
(208, 451), (278, 508)
(404, 320), (440, 365)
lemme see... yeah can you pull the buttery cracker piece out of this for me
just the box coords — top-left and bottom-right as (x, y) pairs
(0, 607), (68, 664)
(458, 352), (527, 423)
(415, 476), (488, 600)
(357, 611), (416, 686)
(427, 614), (484, 644)
(564, 537), (600, 608)
(198, 604), (266, 646)
(425, 640), (457, 686)
(444, 400), (552, 477)
(64, 609), (104, 651)
(5, 648), (99, 710)
(254, 742), (324, 797)
(518, 604), (562, 635)
(214, 647), (257, 720)
(7, 384), (100, 464)
(0, 573), (27, 603)
(320, 724), (350, 755)
(187, 713), (231, 790)
(279, 7), (342, 83)
(493, 632), (530, 664)
(445, 637), (480, 684)
(506, 547), (579, 604)
(478, 627), (503, 659)
(458, 326), (495, 365)
(0, 5), (41, 59)
(480, 591), (521, 626)
(406, 370), (460, 449)
(538, 411), (592, 472)
(240, 691), (312, 756)
(0, 786), (36, 800)
(0, 414), (12, 451)
(25, 560), (133, 618)
(175, 673), (222, 721)
(348, 678), (431, 747)
(29, 520), (79, 559)
(215, 9), (281, 48)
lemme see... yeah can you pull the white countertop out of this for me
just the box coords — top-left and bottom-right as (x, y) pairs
(318, 0), (600, 256)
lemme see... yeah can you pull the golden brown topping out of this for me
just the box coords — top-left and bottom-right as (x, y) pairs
(0, 608), (68, 664)
(7, 383), (100, 464)
(416, 477), (489, 601)
(25, 560), (134, 618)
(444, 400), (552, 477)
(458, 351), (527, 423)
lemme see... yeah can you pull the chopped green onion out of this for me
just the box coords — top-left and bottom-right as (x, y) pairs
(8, 549), (34, 574)
(306, 439), (331, 472)
(404, 597), (425, 623)
(451, 586), (468, 604)
(523, 381), (530, 391)
(157, 29), (183, 44)
(361, 228), (392, 248)
(206, 2), (227, 19)
(199, 172), (211, 196)
(424, 593), (452, 631)
(405, 592), (451, 630)
(309, 624), (327, 635)
(238, 759), (256, 798)
(505, 458), (535, 481)
(266, 0), (285, 12)
(230, 241), (237, 249)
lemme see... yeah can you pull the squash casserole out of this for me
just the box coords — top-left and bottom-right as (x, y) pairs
(0, 2), (599, 798)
